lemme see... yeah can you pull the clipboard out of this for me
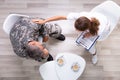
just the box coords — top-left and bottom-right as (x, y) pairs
(76, 31), (99, 50)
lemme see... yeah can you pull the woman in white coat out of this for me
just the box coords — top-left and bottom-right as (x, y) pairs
(32, 11), (109, 64)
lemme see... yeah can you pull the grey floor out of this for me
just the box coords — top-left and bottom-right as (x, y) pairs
(0, 0), (120, 80)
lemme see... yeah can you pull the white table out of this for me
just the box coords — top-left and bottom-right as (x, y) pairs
(55, 53), (86, 80)
(39, 53), (86, 80)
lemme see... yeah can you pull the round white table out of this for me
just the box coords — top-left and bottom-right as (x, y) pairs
(55, 53), (86, 80)
(39, 53), (86, 80)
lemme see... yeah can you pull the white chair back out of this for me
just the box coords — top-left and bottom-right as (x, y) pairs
(39, 61), (59, 80)
(91, 0), (120, 41)
(3, 14), (29, 35)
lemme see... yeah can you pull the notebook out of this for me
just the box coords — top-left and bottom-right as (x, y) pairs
(76, 31), (99, 50)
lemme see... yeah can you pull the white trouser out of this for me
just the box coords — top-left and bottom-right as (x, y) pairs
(88, 42), (97, 55)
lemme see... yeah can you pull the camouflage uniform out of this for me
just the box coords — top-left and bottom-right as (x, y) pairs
(10, 17), (62, 58)
(44, 23), (62, 38)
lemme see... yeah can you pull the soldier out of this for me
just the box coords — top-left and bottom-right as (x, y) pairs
(9, 17), (65, 62)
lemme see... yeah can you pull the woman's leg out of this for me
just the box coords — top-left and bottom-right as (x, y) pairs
(88, 42), (98, 64)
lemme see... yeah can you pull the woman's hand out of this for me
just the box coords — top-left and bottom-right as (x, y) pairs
(83, 32), (92, 38)
(32, 19), (45, 24)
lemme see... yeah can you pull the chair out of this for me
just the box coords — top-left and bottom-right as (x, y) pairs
(3, 14), (29, 35)
(39, 53), (86, 80)
(91, 0), (120, 41)
(39, 61), (59, 80)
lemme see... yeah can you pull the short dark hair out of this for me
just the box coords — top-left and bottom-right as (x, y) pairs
(26, 44), (44, 62)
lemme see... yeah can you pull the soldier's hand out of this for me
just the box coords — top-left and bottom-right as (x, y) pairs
(43, 36), (49, 42)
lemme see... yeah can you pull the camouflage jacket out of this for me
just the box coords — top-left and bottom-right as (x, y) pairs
(10, 17), (45, 58)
